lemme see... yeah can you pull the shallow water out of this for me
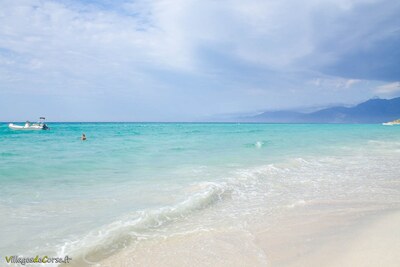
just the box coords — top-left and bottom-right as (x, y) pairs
(1, 123), (399, 265)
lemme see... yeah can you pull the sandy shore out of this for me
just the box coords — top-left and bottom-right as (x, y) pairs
(276, 210), (400, 267)
(254, 206), (400, 267)
(91, 204), (400, 267)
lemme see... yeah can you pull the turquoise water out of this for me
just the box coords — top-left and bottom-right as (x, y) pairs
(1, 123), (400, 264)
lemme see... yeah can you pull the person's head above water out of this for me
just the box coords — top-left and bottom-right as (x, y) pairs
(81, 133), (86, 140)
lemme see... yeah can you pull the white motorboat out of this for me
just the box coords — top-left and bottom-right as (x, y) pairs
(9, 117), (50, 130)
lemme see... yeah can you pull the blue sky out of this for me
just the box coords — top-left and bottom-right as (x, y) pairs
(0, 0), (399, 121)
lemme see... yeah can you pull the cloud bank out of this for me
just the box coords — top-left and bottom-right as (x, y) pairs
(0, 0), (399, 121)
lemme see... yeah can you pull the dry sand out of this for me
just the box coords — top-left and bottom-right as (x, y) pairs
(94, 206), (400, 267)
(254, 208), (400, 267)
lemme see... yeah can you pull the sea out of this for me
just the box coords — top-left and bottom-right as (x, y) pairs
(1, 123), (399, 266)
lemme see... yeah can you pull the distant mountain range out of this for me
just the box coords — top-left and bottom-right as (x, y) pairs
(242, 97), (400, 123)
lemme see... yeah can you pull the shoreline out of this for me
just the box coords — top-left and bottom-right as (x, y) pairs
(92, 204), (400, 267)
(2, 123), (398, 267)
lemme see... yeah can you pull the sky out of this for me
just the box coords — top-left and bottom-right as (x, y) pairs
(0, 0), (399, 121)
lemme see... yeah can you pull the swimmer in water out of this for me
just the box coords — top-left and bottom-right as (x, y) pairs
(81, 133), (87, 141)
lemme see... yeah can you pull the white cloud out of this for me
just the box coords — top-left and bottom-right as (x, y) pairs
(344, 79), (361, 88)
(1, 0), (386, 79)
(0, 0), (398, 120)
(309, 77), (362, 88)
(375, 82), (400, 95)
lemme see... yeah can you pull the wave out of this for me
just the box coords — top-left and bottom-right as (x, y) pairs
(255, 141), (264, 148)
(56, 151), (400, 266)
(367, 140), (400, 148)
(57, 182), (231, 265)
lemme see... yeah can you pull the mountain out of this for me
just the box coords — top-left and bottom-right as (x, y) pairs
(244, 97), (400, 123)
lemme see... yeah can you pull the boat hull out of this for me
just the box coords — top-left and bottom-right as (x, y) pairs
(8, 123), (48, 130)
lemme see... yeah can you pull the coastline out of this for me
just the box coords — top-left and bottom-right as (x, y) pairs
(94, 204), (400, 267)
(2, 123), (399, 266)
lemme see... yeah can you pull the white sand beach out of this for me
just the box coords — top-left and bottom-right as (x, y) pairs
(94, 204), (400, 267)
(254, 207), (400, 267)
